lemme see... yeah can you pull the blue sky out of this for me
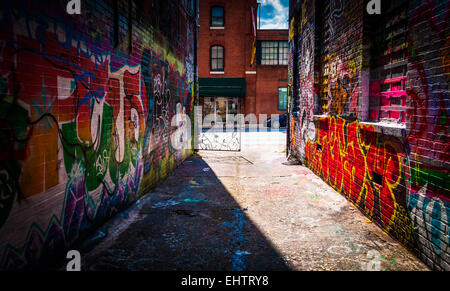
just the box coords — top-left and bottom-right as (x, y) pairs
(258, 0), (289, 29)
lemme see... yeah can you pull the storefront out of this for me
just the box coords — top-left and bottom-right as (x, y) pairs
(198, 77), (245, 128)
(203, 97), (239, 125)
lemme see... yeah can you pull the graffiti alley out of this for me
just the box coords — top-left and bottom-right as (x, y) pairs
(0, 0), (449, 274)
(53, 139), (429, 271)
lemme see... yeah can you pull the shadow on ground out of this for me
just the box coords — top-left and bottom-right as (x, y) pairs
(72, 154), (290, 271)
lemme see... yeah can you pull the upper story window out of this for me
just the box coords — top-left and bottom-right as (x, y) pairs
(258, 41), (289, 65)
(211, 6), (224, 27)
(210, 45), (224, 71)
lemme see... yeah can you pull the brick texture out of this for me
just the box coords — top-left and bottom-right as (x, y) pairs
(288, 0), (449, 271)
(198, 0), (288, 121)
(0, 0), (197, 270)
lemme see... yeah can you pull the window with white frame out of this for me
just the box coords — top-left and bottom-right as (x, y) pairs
(259, 41), (289, 65)
(211, 6), (224, 27)
(210, 45), (224, 71)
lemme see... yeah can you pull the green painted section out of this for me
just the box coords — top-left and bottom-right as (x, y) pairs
(61, 104), (114, 192)
(199, 77), (246, 97)
(410, 166), (449, 190)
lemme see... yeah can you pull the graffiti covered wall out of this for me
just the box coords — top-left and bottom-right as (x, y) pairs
(0, 0), (197, 269)
(288, 0), (449, 270)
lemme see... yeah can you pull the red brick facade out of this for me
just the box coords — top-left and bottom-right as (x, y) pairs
(199, 0), (288, 123)
(255, 30), (289, 121)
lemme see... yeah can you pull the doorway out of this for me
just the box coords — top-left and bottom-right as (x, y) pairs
(197, 97), (241, 151)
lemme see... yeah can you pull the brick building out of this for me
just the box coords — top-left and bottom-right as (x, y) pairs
(198, 0), (288, 126)
(288, 0), (449, 270)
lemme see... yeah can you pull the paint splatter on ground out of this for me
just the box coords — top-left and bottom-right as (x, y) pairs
(60, 145), (429, 271)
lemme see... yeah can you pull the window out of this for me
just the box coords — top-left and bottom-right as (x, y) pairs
(210, 45), (224, 71)
(278, 88), (287, 110)
(278, 42), (289, 65)
(369, 1), (408, 123)
(259, 41), (289, 65)
(211, 6), (224, 27)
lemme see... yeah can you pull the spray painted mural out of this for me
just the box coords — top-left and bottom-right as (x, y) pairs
(288, 0), (449, 270)
(0, 0), (197, 269)
(406, 0), (449, 269)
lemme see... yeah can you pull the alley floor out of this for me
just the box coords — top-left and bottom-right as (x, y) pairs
(67, 139), (429, 271)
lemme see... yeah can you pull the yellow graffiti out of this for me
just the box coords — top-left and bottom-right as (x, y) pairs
(305, 116), (411, 237)
(289, 17), (295, 41)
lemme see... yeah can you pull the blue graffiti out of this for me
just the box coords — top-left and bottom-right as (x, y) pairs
(222, 209), (250, 271)
(408, 188), (450, 259)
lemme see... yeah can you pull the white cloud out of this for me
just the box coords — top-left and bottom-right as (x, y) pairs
(259, 0), (288, 29)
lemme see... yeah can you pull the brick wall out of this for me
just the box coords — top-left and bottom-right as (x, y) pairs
(198, 0), (257, 118)
(0, 0), (197, 270)
(288, 0), (449, 270)
(198, 0), (255, 78)
(198, 0), (288, 122)
(255, 30), (288, 121)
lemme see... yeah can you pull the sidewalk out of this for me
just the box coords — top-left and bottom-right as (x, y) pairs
(71, 140), (429, 271)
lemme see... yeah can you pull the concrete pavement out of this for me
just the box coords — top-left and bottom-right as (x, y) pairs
(66, 133), (429, 271)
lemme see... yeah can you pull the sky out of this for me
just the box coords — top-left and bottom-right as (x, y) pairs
(257, 0), (289, 30)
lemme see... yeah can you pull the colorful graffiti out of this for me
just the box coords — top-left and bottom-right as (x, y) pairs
(405, 0), (450, 268)
(298, 23), (315, 119)
(304, 116), (412, 240)
(289, 0), (449, 270)
(327, 54), (359, 116)
(0, 0), (196, 269)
